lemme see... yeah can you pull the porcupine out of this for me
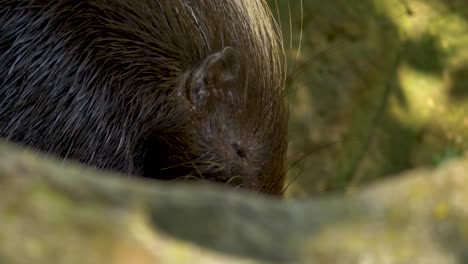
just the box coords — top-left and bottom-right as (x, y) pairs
(0, 0), (288, 194)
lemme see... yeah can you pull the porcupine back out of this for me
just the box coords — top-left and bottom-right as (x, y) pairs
(0, 0), (288, 194)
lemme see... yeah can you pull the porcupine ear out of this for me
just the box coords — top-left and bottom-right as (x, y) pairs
(187, 46), (240, 108)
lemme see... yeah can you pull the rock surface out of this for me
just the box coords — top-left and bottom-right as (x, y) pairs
(1, 141), (468, 264)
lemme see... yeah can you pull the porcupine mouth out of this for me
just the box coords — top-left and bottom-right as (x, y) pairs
(137, 134), (247, 188)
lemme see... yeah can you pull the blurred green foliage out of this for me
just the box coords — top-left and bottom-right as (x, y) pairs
(267, 0), (468, 198)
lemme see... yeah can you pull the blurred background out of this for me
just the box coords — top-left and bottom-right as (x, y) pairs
(267, 0), (468, 198)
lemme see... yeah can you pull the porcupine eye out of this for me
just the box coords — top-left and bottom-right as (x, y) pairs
(232, 143), (246, 158)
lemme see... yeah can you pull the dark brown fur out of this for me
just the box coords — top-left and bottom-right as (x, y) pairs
(0, 0), (288, 194)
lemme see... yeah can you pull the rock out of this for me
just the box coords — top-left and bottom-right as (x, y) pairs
(1, 141), (468, 264)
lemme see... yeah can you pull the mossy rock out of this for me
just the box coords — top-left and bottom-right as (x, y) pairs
(1, 141), (468, 263)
